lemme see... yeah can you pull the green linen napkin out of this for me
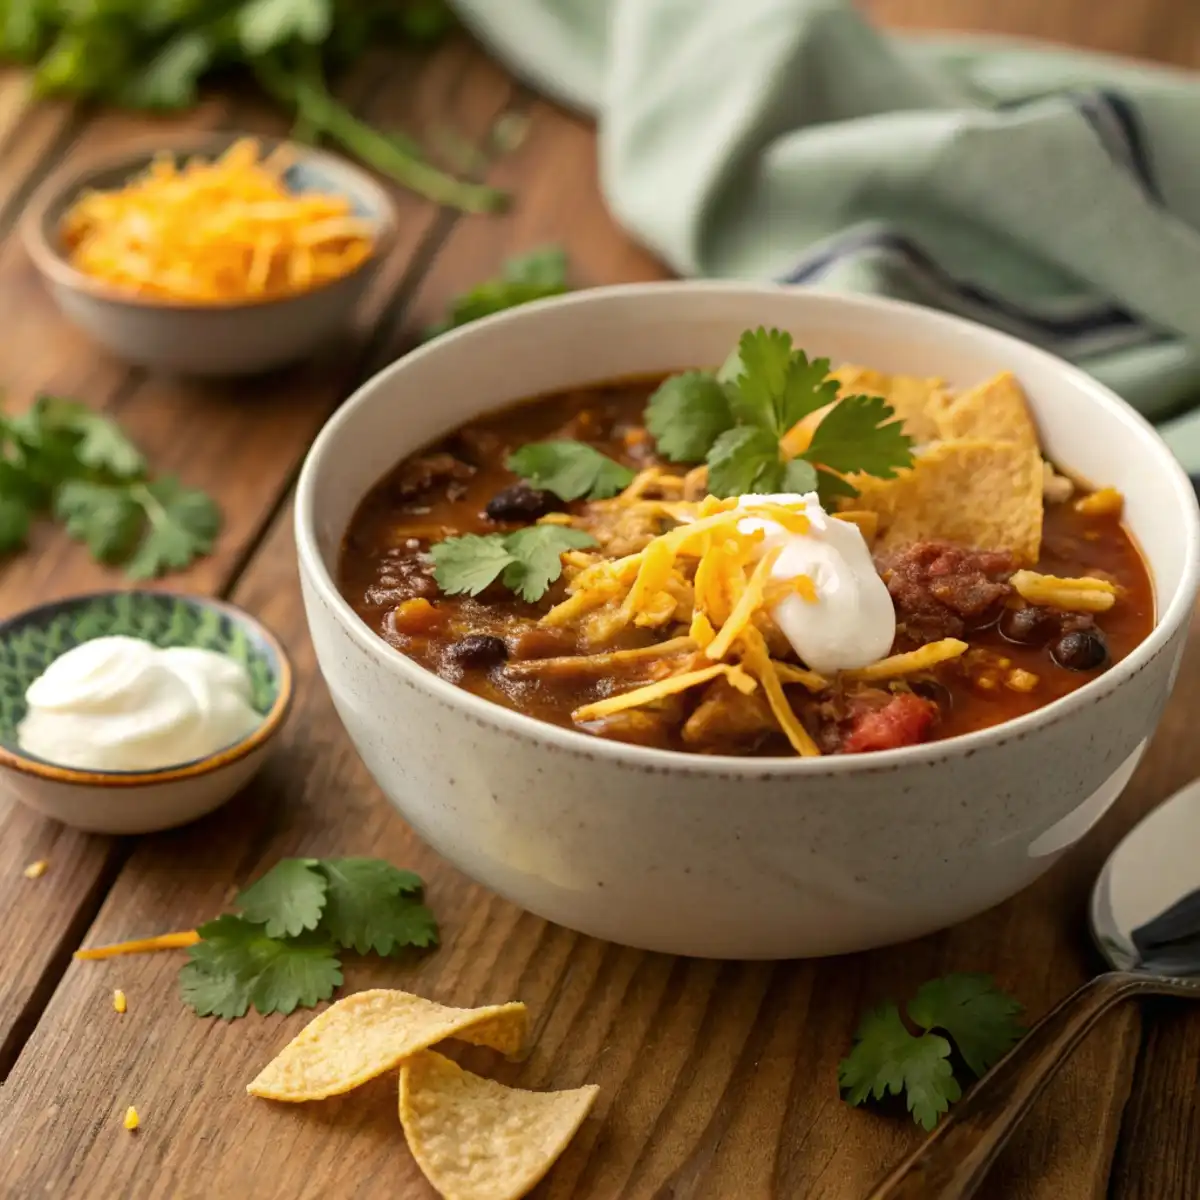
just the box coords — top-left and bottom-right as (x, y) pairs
(450, 0), (1200, 476)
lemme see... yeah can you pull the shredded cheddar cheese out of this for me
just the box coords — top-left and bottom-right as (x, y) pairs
(843, 639), (969, 682)
(1011, 570), (1117, 613)
(123, 1107), (139, 1132)
(571, 663), (756, 723)
(60, 139), (376, 304)
(75, 931), (201, 960)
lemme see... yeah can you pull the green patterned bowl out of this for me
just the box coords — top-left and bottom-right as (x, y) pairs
(0, 591), (293, 834)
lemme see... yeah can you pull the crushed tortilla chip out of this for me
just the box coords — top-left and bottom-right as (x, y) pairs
(843, 639), (968, 682)
(247, 990), (528, 1102)
(1074, 486), (1124, 517)
(849, 437), (1043, 564)
(930, 372), (1039, 453)
(1011, 570), (1117, 613)
(400, 1050), (598, 1200)
(22, 859), (48, 879)
(780, 367), (946, 457)
(833, 510), (879, 543)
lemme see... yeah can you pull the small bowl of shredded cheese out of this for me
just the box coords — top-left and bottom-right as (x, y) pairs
(22, 134), (397, 377)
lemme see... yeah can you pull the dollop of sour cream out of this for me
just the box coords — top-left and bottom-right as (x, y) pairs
(736, 492), (895, 674)
(17, 636), (261, 771)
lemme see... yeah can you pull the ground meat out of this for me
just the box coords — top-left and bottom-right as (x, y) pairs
(682, 679), (777, 752)
(842, 693), (938, 754)
(878, 541), (1015, 647)
(390, 453), (475, 501)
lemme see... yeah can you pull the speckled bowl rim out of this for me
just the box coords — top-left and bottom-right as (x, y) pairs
(0, 591), (294, 788)
(295, 281), (1200, 778)
(21, 131), (399, 313)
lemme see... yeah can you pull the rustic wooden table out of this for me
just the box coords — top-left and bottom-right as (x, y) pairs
(2, 4), (1199, 1198)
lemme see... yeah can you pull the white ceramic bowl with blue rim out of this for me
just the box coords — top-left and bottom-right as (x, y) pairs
(294, 283), (1200, 959)
(22, 133), (398, 377)
(0, 590), (293, 835)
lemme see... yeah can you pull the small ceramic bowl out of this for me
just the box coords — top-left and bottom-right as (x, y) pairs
(21, 132), (398, 377)
(295, 282), (1200, 960)
(0, 591), (292, 834)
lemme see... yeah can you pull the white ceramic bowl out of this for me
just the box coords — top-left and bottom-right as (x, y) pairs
(295, 284), (1200, 959)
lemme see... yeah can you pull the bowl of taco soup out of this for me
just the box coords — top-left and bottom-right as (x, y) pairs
(295, 283), (1200, 958)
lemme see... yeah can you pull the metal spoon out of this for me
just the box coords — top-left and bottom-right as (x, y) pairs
(866, 778), (1200, 1200)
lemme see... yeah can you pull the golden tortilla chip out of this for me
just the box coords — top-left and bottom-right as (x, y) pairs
(930, 372), (1039, 453)
(783, 367), (947, 457)
(850, 437), (1043, 564)
(400, 1050), (599, 1200)
(832, 366), (947, 442)
(247, 990), (528, 1102)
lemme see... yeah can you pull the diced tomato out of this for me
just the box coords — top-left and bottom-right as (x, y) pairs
(842, 693), (937, 754)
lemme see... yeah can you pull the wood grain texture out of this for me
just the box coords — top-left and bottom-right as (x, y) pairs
(3, 2), (1200, 1197)
(0, 38), (516, 1076)
(4, 71), (1199, 1199)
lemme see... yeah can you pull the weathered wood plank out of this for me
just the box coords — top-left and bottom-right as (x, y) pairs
(0, 39), (516, 1075)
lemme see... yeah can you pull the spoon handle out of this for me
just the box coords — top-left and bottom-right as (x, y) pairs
(864, 971), (1153, 1200)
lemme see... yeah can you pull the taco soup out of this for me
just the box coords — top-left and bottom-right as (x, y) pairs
(338, 329), (1153, 757)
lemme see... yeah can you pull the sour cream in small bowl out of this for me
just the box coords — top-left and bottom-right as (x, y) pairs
(0, 592), (292, 834)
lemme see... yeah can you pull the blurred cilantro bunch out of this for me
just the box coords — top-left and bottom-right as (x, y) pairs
(0, 0), (505, 212)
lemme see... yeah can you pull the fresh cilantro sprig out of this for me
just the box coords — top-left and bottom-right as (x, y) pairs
(506, 440), (635, 502)
(645, 328), (914, 505)
(429, 525), (596, 603)
(0, 395), (221, 577)
(179, 857), (438, 1020)
(427, 246), (569, 338)
(3, 1), (505, 213)
(838, 974), (1025, 1130)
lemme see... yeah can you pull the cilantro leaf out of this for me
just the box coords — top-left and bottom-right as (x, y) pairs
(727, 329), (842, 438)
(0, 491), (32, 554)
(506, 440), (634, 501)
(431, 526), (595, 603)
(839, 1004), (962, 1132)
(815, 468), (860, 505)
(236, 859), (328, 939)
(803, 393), (913, 479)
(125, 477), (222, 580)
(117, 31), (214, 110)
(180, 915), (342, 1019)
(318, 857), (437, 956)
(907, 973), (1025, 1078)
(706, 426), (783, 498)
(782, 458), (819, 495)
(238, 0), (333, 55)
(14, 397), (146, 478)
(429, 533), (518, 597)
(644, 371), (734, 463)
(501, 525), (597, 602)
(53, 481), (142, 563)
(428, 246), (568, 337)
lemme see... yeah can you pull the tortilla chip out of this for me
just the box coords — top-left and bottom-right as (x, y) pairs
(930, 371), (1039, 453)
(849, 437), (1043, 564)
(400, 1050), (598, 1200)
(247, 990), (528, 1102)
(832, 366), (948, 443)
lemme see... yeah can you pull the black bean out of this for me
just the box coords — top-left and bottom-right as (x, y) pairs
(485, 484), (563, 522)
(1051, 628), (1109, 672)
(999, 605), (1058, 647)
(909, 679), (953, 713)
(447, 634), (509, 668)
